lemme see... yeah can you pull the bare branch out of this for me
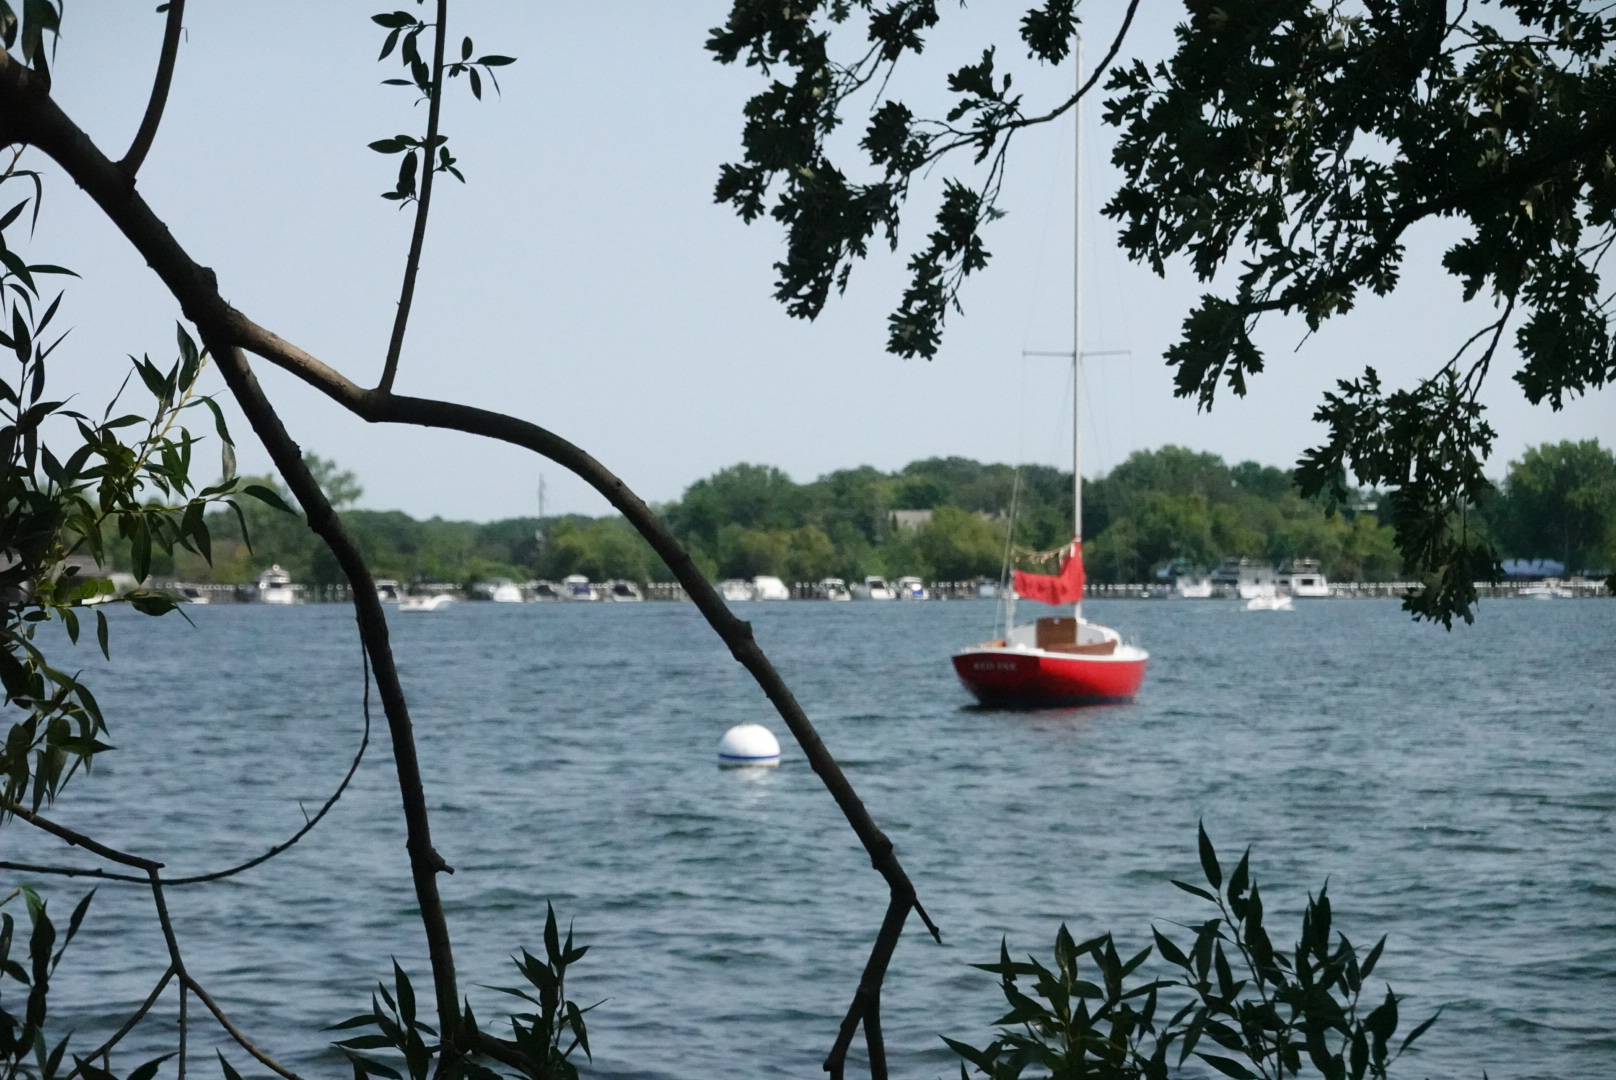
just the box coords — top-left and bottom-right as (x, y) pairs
(824, 894), (909, 1079)
(1, 798), (163, 870)
(183, 975), (307, 1080)
(378, 0), (448, 394)
(62, 966), (179, 1080)
(201, 332), (467, 1050)
(0, 860), (148, 883)
(119, 0), (186, 176)
(165, 653), (370, 886)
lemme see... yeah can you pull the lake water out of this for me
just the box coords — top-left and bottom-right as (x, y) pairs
(6, 598), (1614, 1080)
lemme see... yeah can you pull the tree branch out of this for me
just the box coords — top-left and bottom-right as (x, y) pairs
(201, 331), (467, 1050)
(824, 893), (908, 1079)
(378, 0), (447, 394)
(4, 42), (941, 1072)
(1, 798), (163, 870)
(60, 966), (178, 1080)
(164, 650), (371, 886)
(1, 652), (369, 887)
(118, 0), (185, 176)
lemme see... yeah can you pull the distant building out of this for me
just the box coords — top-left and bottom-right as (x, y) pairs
(889, 509), (934, 531)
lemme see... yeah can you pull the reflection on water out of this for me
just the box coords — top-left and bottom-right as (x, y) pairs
(7, 598), (1615, 1080)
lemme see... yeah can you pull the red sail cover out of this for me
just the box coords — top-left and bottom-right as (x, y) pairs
(1013, 542), (1085, 605)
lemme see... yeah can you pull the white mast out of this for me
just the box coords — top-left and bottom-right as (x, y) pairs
(1072, 36), (1084, 625)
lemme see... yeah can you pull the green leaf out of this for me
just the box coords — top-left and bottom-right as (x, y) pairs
(1198, 821), (1222, 890)
(1171, 879), (1217, 903)
(1153, 927), (1189, 968)
(1397, 1007), (1442, 1056)
(216, 1052), (245, 1080)
(243, 484), (298, 515)
(127, 1053), (177, 1080)
(1197, 1053), (1261, 1079)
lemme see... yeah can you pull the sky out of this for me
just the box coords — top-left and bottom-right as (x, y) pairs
(26, 2), (1615, 521)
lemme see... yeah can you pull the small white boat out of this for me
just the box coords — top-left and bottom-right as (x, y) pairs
(1519, 579), (1573, 599)
(399, 593), (456, 612)
(605, 580), (644, 602)
(177, 584), (211, 605)
(560, 574), (598, 601)
(1244, 588), (1294, 611)
(818, 577), (852, 601)
(527, 580), (563, 601)
(256, 564), (300, 605)
(489, 580), (524, 603)
(375, 579), (403, 603)
(852, 575), (896, 600)
(751, 575), (792, 601)
(1173, 575), (1213, 599)
(718, 579), (754, 602)
(894, 575), (928, 600)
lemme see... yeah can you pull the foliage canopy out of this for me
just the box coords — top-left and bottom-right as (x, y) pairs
(710, 0), (1616, 624)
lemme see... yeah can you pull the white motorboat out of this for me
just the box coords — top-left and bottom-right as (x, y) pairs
(399, 592), (456, 612)
(1244, 588), (1294, 611)
(605, 580), (644, 602)
(176, 583), (210, 605)
(375, 579), (402, 603)
(751, 575), (792, 601)
(256, 565), (300, 605)
(560, 574), (598, 601)
(718, 579), (755, 602)
(1278, 559), (1330, 598)
(1173, 575), (1213, 599)
(490, 579), (524, 603)
(1519, 579), (1573, 599)
(527, 580), (563, 601)
(852, 575), (896, 600)
(818, 577), (852, 601)
(894, 575), (928, 600)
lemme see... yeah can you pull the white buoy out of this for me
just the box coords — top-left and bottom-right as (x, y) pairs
(717, 723), (781, 768)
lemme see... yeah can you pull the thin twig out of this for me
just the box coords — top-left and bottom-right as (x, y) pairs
(0, 860), (147, 883)
(59, 966), (177, 1080)
(202, 335), (467, 1051)
(916, 0), (1141, 169)
(140, 865), (307, 1080)
(0, 798), (162, 870)
(165, 657), (370, 885)
(378, 0), (447, 394)
(183, 975), (307, 1080)
(119, 0), (185, 176)
(824, 893), (910, 1079)
(0, 670), (368, 887)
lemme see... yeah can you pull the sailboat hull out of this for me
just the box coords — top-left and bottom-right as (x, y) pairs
(951, 645), (1147, 707)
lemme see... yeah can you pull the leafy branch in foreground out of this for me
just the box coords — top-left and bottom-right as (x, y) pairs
(332, 904), (596, 1080)
(946, 825), (1441, 1080)
(2, 133), (270, 814)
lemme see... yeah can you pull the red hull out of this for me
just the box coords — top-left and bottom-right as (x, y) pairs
(952, 647), (1146, 707)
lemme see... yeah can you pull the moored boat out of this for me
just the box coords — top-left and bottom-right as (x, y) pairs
(751, 575), (792, 601)
(852, 575), (896, 600)
(951, 56), (1147, 708)
(894, 575), (929, 600)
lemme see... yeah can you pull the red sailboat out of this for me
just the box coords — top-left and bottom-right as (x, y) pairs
(951, 540), (1148, 706)
(951, 44), (1149, 707)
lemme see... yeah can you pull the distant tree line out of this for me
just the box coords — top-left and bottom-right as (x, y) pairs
(119, 442), (1615, 588)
